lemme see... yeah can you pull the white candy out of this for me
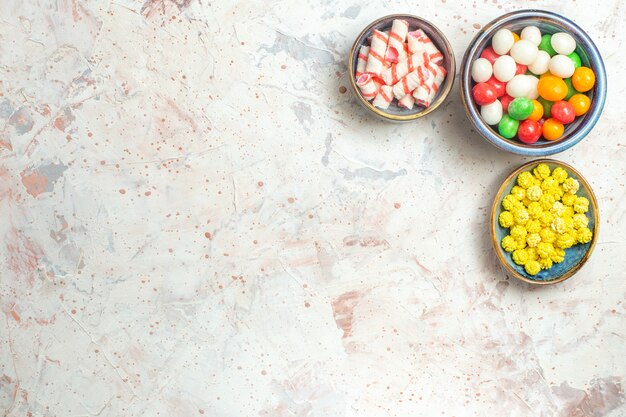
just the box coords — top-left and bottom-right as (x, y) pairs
(471, 58), (493, 83)
(510, 39), (538, 65)
(551, 32), (576, 55)
(549, 54), (575, 78)
(520, 26), (542, 46)
(506, 74), (532, 98)
(481, 100), (503, 125)
(525, 75), (539, 100)
(492, 28), (515, 55)
(493, 55), (516, 82)
(528, 50), (551, 75)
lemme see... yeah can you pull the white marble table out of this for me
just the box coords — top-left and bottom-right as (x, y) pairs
(1, 0), (625, 415)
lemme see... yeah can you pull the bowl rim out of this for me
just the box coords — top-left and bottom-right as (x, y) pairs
(490, 158), (599, 285)
(348, 13), (456, 122)
(460, 9), (607, 155)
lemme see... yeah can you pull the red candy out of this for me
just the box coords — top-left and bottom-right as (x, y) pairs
(486, 76), (506, 97)
(472, 82), (497, 105)
(515, 63), (527, 75)
(500, 94), (514, 113)
(550, 101), (576, 124)
(480, 46), (500, 64)
(518, 120), (542, 144)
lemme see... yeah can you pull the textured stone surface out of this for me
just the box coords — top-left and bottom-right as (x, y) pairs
(1, 0), (624, 416)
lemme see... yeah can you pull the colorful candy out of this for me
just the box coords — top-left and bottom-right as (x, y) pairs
(572, 66), (595, 92)
(569, 94), (591, 116)
(508, 97), (534, 120)
(549, 55), (575, 78)
(471, 58), (493, 83)
(472, 82), (498, 105)
(470, 25), (596, 143)
(539, 34), (557, 56)
(498, 114), (519, 138)
(481, 100), (503, 125)
(492, 28), (515, 55)
(510, 40), (538, 65)
(542, 118), (564, 141)
(493, 55), (517, 82)
(520, 26), (541, 46)
(551, 101), (576, 124)
(551, 32), (576, 55)
(518, 119), (542, 143)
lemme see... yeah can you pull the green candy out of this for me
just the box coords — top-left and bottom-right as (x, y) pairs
(508, 97), (534, 120)
(567, 52), (582, 69)
(498, 114), (520, 139)
(563, 77), (577, 100)
(539, 34), (557, 56)
(537, 97), (554, 118)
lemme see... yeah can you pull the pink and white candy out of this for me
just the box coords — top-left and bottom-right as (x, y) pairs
(364, 30), (389, 75)
(385, 19), (409, 63)
(407, 30), (443, 64)
(356, 74), (379, 101)
(355, 45), (369, 78)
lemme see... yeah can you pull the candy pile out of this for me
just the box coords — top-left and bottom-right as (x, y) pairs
(499, 163), (593, 276)
(471, 27), (595, 143)
(355, 19), (447, 110)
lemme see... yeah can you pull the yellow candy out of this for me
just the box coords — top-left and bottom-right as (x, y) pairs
(550, 185), (565, 200)
(510, 186), (526, 200)
(551, 217), (566, 234)
(526, 232), (541, 248)
(549, 247), (565, 263)
(502, 194), (521, 211)
(533, 164), (551, 180)
(556, 233), (576, 249)
(551, 167), (568, 183)
(541, 177), (557, 191)
(517, 171), (535, 189)
(514, 208), (530, 225)
(501, 235), (517, 252)
(499, 211), (514, 228)
(577, 227), (593, 244)
(574, 196), (589, 214)
(526, 219), (542, 233)
(551, 201), (566, 216)
(525, 260), (541, 276)
(510, 224), (527, 240)
(512, 249), (529, 265)
(500, 167), (592, 275)
(526, 185), (543, 201)
(537, 242), (555, 258)
(562, 193), (576, 206)
(572, 213), (589, 229)
(539, 194), (556, 211)
(539, 211), (555, 227)
(539, 257), (553, 270)
(540, 227), (556, 243)
(527, 202), (543, 219)
(562, 178), (580, 194)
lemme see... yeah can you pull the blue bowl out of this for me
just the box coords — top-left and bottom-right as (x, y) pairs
(460, 10), (607, 155)
(490, 160), (599, 284)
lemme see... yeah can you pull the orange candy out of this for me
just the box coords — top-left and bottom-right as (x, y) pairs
(528, 99), (544, 121)
(537, 75), (568, 102)
(512, 32), (520, 43)
(543, 118), (565, 141)
(572, 67), (595, 92)
(569, 94), (591, 116)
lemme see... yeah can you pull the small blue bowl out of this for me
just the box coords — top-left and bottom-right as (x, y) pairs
(490, 160), (599, 284)
(460, 10), (607, 156)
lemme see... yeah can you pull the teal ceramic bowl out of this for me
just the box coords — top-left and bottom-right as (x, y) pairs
(490, 159), (599, 284)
